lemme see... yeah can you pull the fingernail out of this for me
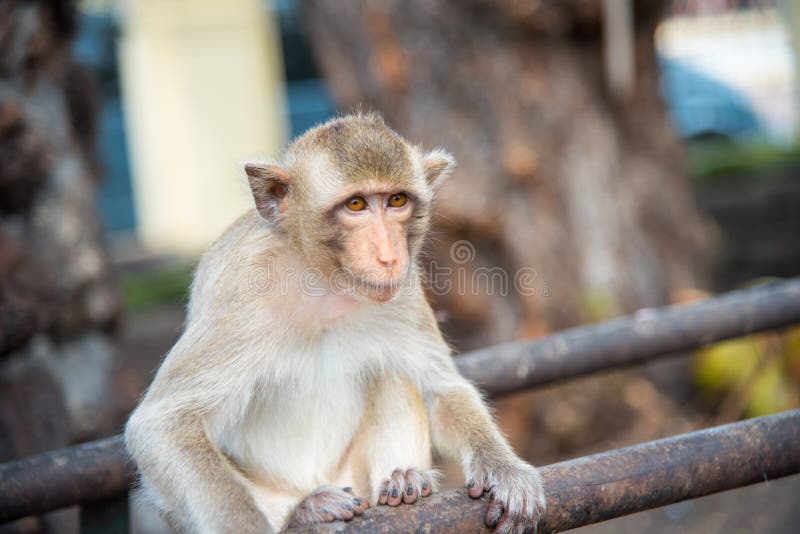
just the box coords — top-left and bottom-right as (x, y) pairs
(345, 505), (354, 511)
(468, 481), (475, 488)
(323, 508), (331, 514)
(391, 489), (399, 498)
(406, 486), (413, 495)
(422, 481), (428, 490)
(353, 498), (361, 505)
(343, 486), (352, 492)
(382, 489), (389, 495)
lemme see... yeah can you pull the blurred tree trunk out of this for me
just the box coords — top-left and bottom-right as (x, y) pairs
(0, 0), (122, 504)
(305, 0), (710, 350)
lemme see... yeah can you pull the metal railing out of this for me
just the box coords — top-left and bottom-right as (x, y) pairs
(456, 277), (800, 394)
(288, 410), (800, 532)
(2, 277), (800, 531)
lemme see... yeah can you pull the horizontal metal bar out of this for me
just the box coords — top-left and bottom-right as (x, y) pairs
(456, 277), (800, 395)
(1, 279), (799, 522)
(290, 409), (800, 533)
(0, 435), (135, 522)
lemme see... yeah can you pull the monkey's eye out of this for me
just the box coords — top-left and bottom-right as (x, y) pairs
(346, 196), (367, 211)
(388, 193), (408, 208)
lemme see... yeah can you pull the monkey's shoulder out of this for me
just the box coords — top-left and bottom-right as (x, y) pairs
(187, 211), (284, 304)
(203, 210), (281, 261)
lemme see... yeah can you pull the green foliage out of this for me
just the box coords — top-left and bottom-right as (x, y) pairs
(120, 263), (194, 311)
(693, 336), (763, 391)
(580, 288), (619, 324)
(687, 137), (800, 183)
(747, 359), (793, 418)
(693, 325), (800, 418)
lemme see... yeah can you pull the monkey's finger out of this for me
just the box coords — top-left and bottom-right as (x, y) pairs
(342, 487), (368, 512)
(321, 509), (336, 523)
(335, 505), (355, 521)
(378, 480), (390, 505)
(485, 498), (504, 528)
(402, 482), (418, 504)
(351, 496), (369, 513)
(468, 480), (486, 499)
(387, 484), (403, 506)
(387, 469), (405, 506)
(420, 478), (432, 497)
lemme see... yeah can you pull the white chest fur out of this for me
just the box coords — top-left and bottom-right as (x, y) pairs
(203, 288), (450, 496)
(218, 364), (368, 492)
(206, 314), (405, 492)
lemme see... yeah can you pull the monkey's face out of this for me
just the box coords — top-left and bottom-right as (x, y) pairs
(245, 114), (455, 304)
(328, 188), (415, 303)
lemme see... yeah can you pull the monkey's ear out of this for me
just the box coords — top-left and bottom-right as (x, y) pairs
(422, 149), (455, 191)
(244, 162), (291, 223)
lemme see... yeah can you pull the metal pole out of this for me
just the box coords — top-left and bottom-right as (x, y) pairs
(1, 279), (799, 522)
(456, 277), (800, 395)
(3, 411), (796, 529)
(290, 409), (800, 533)
(0, 435), (135, 522)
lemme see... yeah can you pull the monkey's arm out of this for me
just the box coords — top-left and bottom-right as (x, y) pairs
(125, 350), (273, 534)
(426, 368), (545, 532)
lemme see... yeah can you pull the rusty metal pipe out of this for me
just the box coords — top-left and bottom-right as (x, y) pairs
(1, 279), (800, 523)
(456, 278), (800, 395)
(291, 409), (800, 533)
(0, 435), (135, 522)
(1, 411), (798, 528)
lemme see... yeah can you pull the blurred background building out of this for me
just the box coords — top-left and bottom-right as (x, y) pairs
(658, 7), (797, 143)
(73, 0), (800, 257)
(74, 0), (336, 254)
(67, 0), (800, 304)
(76, 0), (288, 254)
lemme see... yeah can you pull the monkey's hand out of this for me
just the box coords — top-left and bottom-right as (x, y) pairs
(377, 467), (437, 506)
(467, 459), (546, 533)
(284, 485), (369, 529)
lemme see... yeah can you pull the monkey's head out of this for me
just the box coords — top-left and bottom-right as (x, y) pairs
(245, 113), (454, 303)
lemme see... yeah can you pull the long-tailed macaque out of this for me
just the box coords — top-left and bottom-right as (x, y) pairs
(125, 113), (545, 533)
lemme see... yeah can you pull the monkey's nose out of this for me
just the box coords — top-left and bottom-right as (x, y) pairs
(377, 256), (397, 269)
(376, 244), (398, 268)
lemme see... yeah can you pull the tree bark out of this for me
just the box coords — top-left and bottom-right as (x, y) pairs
(304, 0), (710, 350)
(0, 0), (122, 460)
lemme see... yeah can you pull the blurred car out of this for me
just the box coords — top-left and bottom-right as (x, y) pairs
(659, 57), (762, 143)
(656, 8), (797, 145)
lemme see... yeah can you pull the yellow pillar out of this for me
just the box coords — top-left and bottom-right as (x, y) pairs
(119, 0), (286, 255)
(782, 0), (800, 115)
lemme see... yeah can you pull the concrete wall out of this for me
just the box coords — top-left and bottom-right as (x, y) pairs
(119, 0), (286, 254)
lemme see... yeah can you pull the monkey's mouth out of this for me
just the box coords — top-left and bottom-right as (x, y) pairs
(357, 277), (398, 292)
(355, 276), (404, 301)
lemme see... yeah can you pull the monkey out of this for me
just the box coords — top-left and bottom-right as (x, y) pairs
(124, 112), (545, 534)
